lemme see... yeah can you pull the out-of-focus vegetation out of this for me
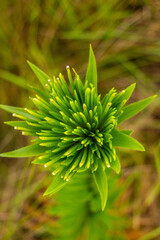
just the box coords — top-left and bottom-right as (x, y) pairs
(0, 0), (159, 239)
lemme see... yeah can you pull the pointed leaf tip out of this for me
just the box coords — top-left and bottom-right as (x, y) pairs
(110, 156), (121, 174)
(118, 83), (136, 105)
(27, 61), (50, 89)
(112, 129), (145, 152)
(118, 95), (157, 124)
(89, 44), (93, 53)
(86, 45), (97, 90)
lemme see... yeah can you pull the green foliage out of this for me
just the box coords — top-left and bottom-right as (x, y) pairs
(86, 45), (97, 89)
(44, 171), (132, 240)
(118, 95), (157, 124)
(93, 164), (108, 210)
(111, 129), (145, 151)
(27, 61), (50, 89)
(0, 46), (156, 211)
(0, 104), (39, 121)
(0, 1), (159, 239)
(43, 173), (68, 196)
(0, 144), (46, 158)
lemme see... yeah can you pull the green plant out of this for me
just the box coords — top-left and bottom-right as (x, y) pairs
(0, 46), (156, 213)
(43, 169), (136, 240)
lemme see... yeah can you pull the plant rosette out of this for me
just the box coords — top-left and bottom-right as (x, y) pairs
(0, 45), (156, 210)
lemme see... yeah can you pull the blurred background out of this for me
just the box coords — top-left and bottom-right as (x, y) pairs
(0, 0), (160, 239)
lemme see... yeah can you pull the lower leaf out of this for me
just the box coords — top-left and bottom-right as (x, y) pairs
(93, 163), (108, 211)
(111, 129), (145, 151)
(44, 174), (69, 196)
(0, 144), (46, 158)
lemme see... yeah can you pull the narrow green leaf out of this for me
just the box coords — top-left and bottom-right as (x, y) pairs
(27, 61), (50, 88)
(111, 129), (145, 151)
(32, 157), (48, 165)
(4, 121), (29, 128)
(0, 104), (38, 121)
(119, 83), (136, 103)
(66, 67), (74, 90)
(118, 95), (157, 123)
(120, 130), (133, 136)
(113, 83), (136, 106)
(110, 156), (121, 174)
(86, 45), (97, 89)
(0, 144), (46, 158)
(93, 164), (108, 210)
(28, 85), (50, 101)
(44, 174), (68, 196)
